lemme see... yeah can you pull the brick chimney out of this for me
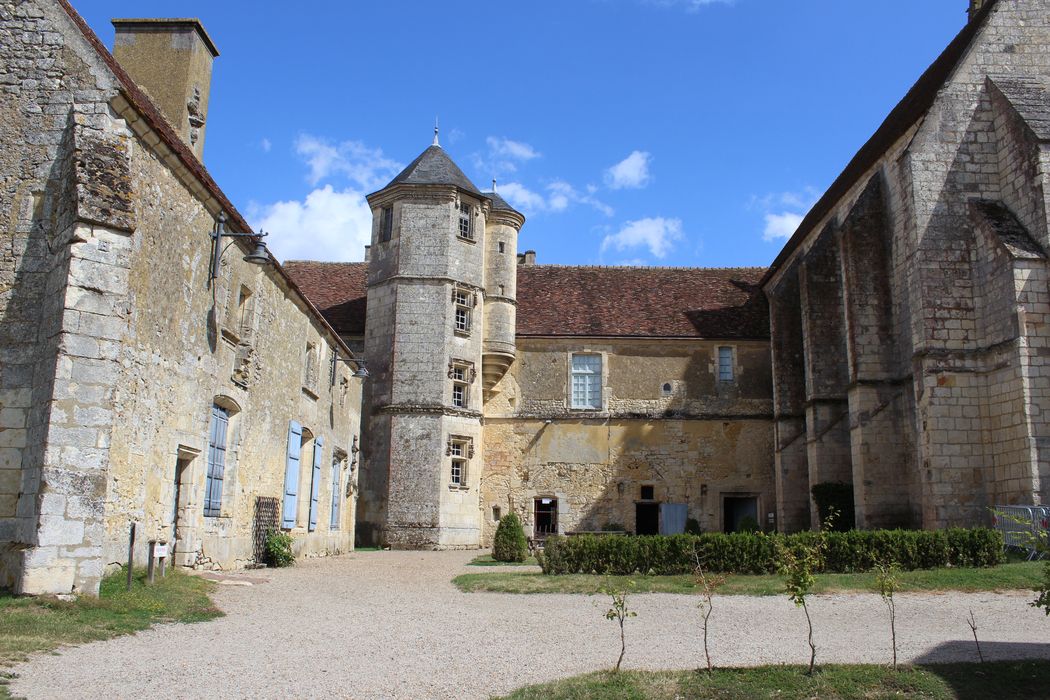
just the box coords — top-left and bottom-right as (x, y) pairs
(111, 19), (219, 161)
(517, 250), (537, 266)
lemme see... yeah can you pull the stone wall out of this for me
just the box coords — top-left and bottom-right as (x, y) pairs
(481, 337), (775, 543)
(764, 0), (1050, 530)
(0, 0), (361, 594)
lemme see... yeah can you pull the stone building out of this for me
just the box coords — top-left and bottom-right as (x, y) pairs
(763, 0), (1050, 531)
(0, 1), (363, 595)
(286, 157), (776, 547)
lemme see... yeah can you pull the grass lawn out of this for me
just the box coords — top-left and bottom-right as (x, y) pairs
(468, 554), (539, 567)
(0, 566), (220, 669)
(496, 662), (1050, 699)
(453, 561), (1041, 595)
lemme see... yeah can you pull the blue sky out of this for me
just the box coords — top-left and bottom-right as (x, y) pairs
(78, 0), (968, 267)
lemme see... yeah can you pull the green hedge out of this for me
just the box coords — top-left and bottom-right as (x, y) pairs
(538, 528), (1004, 575)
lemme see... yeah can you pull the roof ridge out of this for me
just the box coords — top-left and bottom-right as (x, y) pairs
(522, 264), (767, 272)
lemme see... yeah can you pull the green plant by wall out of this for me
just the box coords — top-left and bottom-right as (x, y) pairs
(493, 512), (529, 562)
(811, 482), (856, 531)
(685, 518), (703, 535)
(264, 529), (295, 568)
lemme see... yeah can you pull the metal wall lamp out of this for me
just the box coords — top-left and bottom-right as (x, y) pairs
(336, 355), (369, 379)
(210, 212), (271, 284)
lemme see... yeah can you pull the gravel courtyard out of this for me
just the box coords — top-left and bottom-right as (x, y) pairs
(11, 550), (1050, 699)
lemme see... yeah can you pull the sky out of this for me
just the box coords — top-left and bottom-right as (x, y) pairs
(77, 0), (970, 268)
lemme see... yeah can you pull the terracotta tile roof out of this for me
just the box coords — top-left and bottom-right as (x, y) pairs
(517, 266), (769, 339)
(283, 262), (370, 336)
(282, 262), (769, 340)
(57, 0), (354, 356)
(762, 0), (999, 286)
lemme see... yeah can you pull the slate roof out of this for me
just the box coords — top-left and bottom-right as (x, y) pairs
(989, 77), (1050, 141)
(762, 0), (1000, 286)
(381, 145), (482, 195)
(282, 262), (770, 341)
(484, 191), (521, 215)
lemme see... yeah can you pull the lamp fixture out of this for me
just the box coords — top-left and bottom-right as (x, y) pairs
(335, 355), (369, 379)
(209, 212), (271, 283)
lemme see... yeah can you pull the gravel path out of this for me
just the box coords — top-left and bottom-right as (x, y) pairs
(11, 550), (1050, 699)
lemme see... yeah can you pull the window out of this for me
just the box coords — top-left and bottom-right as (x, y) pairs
(304, 342), (318, 391)
(204, 404), (230, 517)
(328, 345), (338, 387)
(447, 435), (474, 488)
(717, 346), (734, 382)
(498, 241), (506, 253)
(458, 202), (474, 240)
(570, 353), (602, 409)
(640, 485), (655, 501)
(453, 288), (473, 335)
(492, 505), (502, 522)
(449, 359), (474, 409)
(380, 206), (393, 242)
(662, 382), (673, 396)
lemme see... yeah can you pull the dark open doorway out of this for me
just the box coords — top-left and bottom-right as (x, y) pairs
(636, 502), (659, 535)
(534, 498), (558, 537)
(723, 495), (759, 533)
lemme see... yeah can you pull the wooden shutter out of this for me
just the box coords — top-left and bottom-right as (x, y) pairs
(330, 458), (341, 529)
(204, 405), (229, 517)
(308, 436), (324, 532)
(282, 421), (303, 529)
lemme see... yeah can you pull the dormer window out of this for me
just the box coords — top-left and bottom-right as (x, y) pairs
(458, 202), (474, 241)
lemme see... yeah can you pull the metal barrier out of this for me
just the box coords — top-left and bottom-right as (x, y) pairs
(992, 505), (1048, 560)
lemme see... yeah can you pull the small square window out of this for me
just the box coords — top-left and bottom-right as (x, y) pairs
(498, 241), (506, 253)
(640, 485), (655, 501)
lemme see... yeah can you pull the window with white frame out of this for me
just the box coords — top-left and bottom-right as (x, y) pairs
(448, 359), (473, 409)
(453, 288), (473, 335)
(458, 202), (474, 240)
(447, 435), (473, 487)
(717, 346), (734, 382)
(570, 353), (602, 409)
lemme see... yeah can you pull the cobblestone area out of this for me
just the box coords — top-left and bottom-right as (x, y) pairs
(11, 550), (1050, 699)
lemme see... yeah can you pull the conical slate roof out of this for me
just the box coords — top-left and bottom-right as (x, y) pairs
(383, 145), (482, 195)
(484, 190), (522, 216)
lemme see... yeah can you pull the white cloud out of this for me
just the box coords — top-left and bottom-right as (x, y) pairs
(763, 212), (804, 241)
(249, 185), (373, 263)
(498, 180), (614, 217)
(473, 136), (541, 177)
(260, 138), (272, 153)
(604, 151), (652, 190)
(295, 134), (401, 189)
(601, 217), (683, 258)
(752, 187), (817, 242)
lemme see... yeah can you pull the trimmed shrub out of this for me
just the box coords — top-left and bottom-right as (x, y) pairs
(264, 529), (295, 568)
(493, 512), (529, 562)
(538, 528), (1004, 576)
(811, 482), (856, 531)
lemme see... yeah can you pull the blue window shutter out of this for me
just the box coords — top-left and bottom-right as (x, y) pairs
(282, 421), (302, 529)
(308, 436), (323, 532)
(330, 458), (341, 529)
(204, 405), (229, 517)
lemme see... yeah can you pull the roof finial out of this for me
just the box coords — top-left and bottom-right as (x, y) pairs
(433, 116), (440, 147)
(492, 178), (497, 193)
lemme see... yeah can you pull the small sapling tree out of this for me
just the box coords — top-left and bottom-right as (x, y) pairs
(874, 561), (901, 670)
(602, 580), (637, 673)
(966, 609), (984, 663)
(778, 509), (833, 675)
(694, 553), (726, 674)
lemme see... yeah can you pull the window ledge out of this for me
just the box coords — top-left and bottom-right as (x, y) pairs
(448, 484), (470, 492)
(456, 234), (477, 244)
(302, 385), (319, 400)
(453, 329), (472, 338)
